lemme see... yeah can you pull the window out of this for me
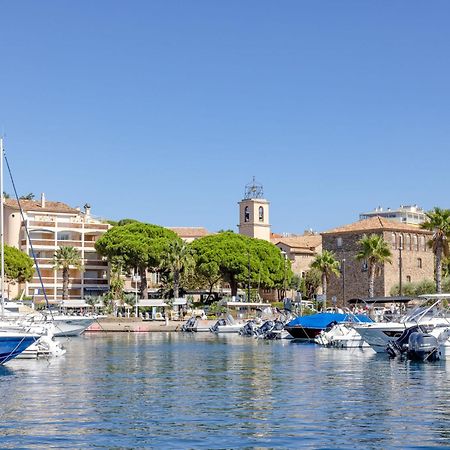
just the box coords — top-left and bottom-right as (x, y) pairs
(417, 258), (422, 269)
(406, 275), (411, 283)
(244, 206), (249, 223)
(420, 235), (426, 251)
(58, 232), (70, 241)
(405, 234), (411, 251)
(258, 206), (264, 222)
(391, 233), (397, 249)
(413, 234), (418, 251)
(337, 237), (343, 248)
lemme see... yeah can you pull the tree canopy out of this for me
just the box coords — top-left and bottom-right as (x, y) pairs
(421, 207), (450, 293)
(191, 231), (292, 296)
(95, 222), (179, 297)
(356, 233), (392, 298)
(4, 245), (34, 284)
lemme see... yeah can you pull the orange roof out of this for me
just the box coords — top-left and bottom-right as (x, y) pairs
(322, 216), (431, 235)
(273, 235), (322, 250)
(169, 227), (210, 238)
(4, 198), (80, 214)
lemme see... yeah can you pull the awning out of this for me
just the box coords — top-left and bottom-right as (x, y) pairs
(60, 300), (93, 308)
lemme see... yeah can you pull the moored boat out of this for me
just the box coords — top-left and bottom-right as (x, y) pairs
(0, 331), (40, 364)
(285, 312), (372, 340)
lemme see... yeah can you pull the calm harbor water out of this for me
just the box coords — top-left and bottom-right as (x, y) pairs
(1, 333), (450, 449)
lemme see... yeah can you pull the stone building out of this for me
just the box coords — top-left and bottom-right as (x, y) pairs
(322, 216), (433, 304)
(271, 233), (322, 278)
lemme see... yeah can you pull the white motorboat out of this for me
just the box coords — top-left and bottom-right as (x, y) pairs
(315, 323), (370, 349)
(353, 294), (450, 353)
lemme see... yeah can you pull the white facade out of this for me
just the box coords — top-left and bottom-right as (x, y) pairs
(359, 205), (426, 225)
(4, 198), (110, 302)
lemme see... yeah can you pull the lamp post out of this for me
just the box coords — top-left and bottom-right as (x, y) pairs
(247, 252), (251, 302)
(341, 258), (346, 306)
(398, 235), (403, 296)
(281, 250), (287, 299)
(133, 268), (140, 318)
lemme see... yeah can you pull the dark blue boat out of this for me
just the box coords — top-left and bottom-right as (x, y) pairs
(284, 312), (372, 340)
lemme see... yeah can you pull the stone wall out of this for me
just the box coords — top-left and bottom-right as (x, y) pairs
(323, 229), (434, 305)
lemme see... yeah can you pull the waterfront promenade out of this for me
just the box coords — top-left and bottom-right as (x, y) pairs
(86, 317), (214, 332)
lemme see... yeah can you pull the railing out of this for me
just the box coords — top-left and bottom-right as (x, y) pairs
(57, 240), (82, 247)
(28, 221), (56, 227)
(84, 279), (108, 285)
(85, 260), (108, 266)
(84, 223), (109, 230)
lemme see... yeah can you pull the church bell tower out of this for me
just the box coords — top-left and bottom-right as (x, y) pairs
(238, 177), (271, 241)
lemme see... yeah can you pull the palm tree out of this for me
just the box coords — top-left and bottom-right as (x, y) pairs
(160, 240), (194, 299)
(53, 246), (83, 300)
(421, 207), (450, 293)
(356, 234), (392, 298)
(311, 250), (340, 308)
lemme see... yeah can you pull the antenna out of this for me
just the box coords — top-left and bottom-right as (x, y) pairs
(244, 176), (264, 199)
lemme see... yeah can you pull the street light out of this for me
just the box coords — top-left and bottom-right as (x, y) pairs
(281, 250), (288, 299)
(398, 235), (403, 296)
(341, 258), (346, 306)
(247, 251), (251, 302)
(133, 268), (141, 318)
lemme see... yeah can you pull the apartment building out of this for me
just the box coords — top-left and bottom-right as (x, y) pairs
(4, 194), (110, 302)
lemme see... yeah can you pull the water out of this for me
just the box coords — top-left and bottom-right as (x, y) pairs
(1, 333), (450, 449)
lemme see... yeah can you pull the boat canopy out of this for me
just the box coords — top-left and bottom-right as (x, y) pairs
(347, 296), (414, 305)
(286, 312), (372, 329)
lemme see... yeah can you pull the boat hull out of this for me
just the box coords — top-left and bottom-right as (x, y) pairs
(51, 317), (96, 336)
(284, 326), (322, 340)
(0, 333), (38, 364)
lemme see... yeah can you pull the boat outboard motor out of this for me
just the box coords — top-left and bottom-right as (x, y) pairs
(181, 317), (197, 332)
(239, 320), (257, 336)
(407, 331), (440, 362)
(264, 320), (285, 340)
(255, 320), (274, 337)
(386, 326), (420, 358)
(209, 318), (227, 333)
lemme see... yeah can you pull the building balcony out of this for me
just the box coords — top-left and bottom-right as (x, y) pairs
(85, 260), (108, 267)
(84, 223), (109, 230)
(84, 279), (108, 285)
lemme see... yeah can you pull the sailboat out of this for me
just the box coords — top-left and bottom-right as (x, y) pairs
(0, 137), (40, 363)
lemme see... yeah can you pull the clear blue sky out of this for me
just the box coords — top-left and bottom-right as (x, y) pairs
(1, 1), (449, 234)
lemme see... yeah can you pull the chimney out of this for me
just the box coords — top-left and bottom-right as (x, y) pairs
(84, 203), (91, 218)
(40, 193), (46, 208)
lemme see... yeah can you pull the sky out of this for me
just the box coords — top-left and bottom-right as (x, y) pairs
(1, 1), (449, 234)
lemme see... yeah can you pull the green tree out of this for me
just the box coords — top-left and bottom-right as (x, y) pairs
(302, 267), (322, 300)
(53, 246), (84, 300)
(4, 245), (34, 288)
(311, 251), (340, 306)
(160, 240), (194, 299)
(191, 232), (292, 297)
(19, 193), (35, 200)
(95, 222), (179, 298)
(108, 256), (125, 300)
(356, 234), (392, 298)
(421, 207), (450, 293)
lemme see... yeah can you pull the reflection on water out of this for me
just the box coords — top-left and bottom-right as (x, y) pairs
(0, 333), (449, 448)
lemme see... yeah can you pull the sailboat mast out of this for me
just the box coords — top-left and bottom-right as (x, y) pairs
(0, 137), (4, 316)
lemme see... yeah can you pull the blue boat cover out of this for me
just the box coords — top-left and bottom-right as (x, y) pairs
(286, 312), (372, 329)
